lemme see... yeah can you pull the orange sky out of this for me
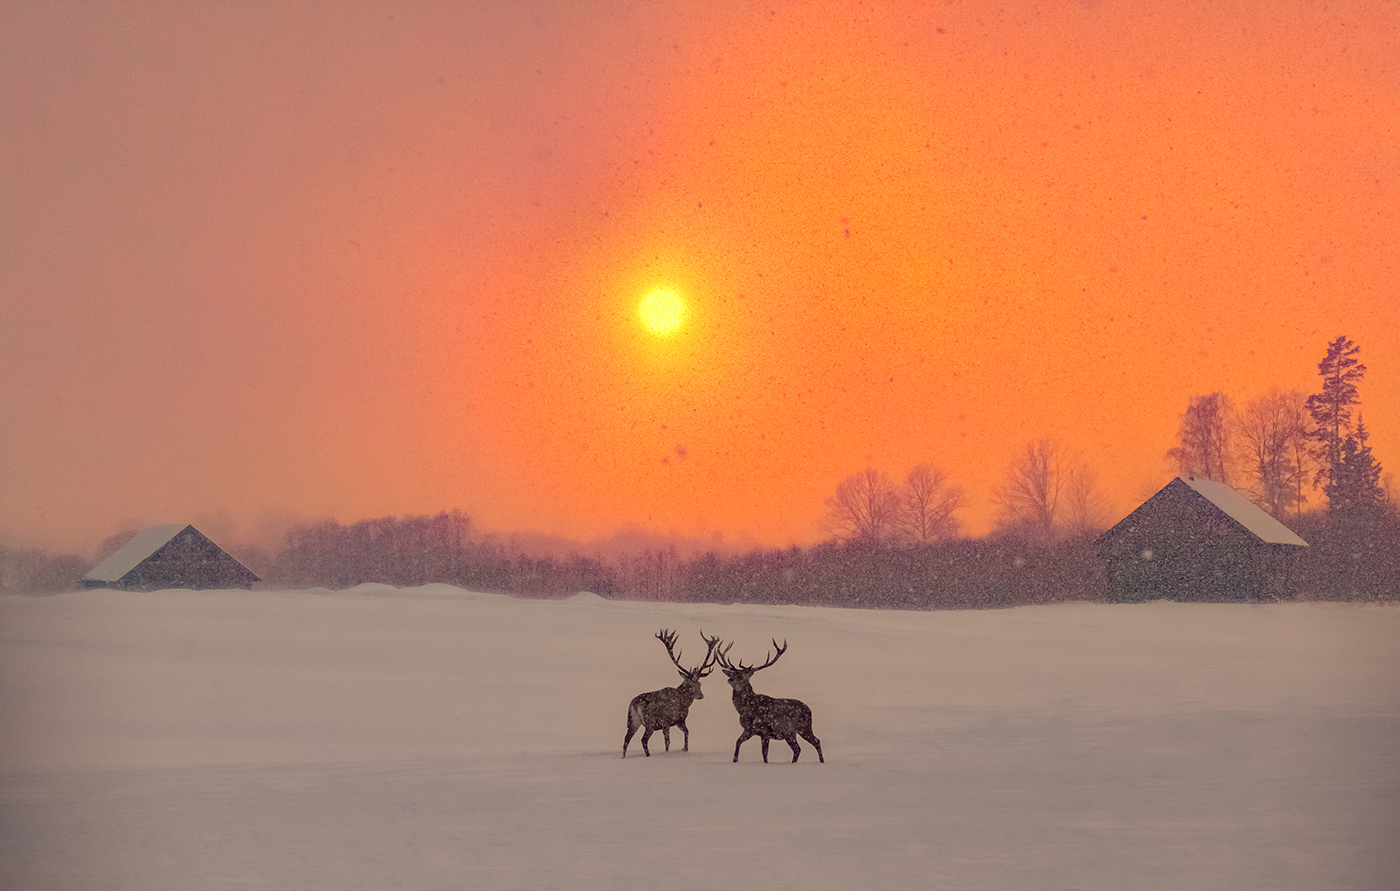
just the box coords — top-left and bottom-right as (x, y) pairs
(2, 2), (1397, 556)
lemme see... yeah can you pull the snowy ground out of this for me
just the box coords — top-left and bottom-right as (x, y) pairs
(2, 586), (1398, 890)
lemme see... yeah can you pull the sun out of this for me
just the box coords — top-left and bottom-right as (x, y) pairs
(637, 287), (688, 337)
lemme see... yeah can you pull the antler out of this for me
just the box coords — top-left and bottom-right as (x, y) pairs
(710, 632), (737, 671)
(714, 637), (787, 673)
(748, 638), (788, 672)
(697, 631), (728, 677)
(656, 629), (687, 673)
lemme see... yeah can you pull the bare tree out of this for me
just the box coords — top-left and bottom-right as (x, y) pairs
(822, 468), (901, 542)
(1167, 392), (1235, 484)
(994, 439), (1066, 540)
(897, 464), (965, 542)
(994, 439), (1106, 541)
(1062, 463), (1111, 536)
(1289, 424), (1319, 518)
(1237, 389), (1312, 517)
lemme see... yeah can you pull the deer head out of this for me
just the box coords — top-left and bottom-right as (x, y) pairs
(714, 638), (786, 696)
(657, 629), (721, 699)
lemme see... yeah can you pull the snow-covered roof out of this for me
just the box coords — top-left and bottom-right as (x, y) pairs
(84, 524), (187, 582)
(1179, 478), (1308, 546)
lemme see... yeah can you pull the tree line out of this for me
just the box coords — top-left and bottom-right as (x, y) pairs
(0, 545), (88, 595)
(264, 512), (616, 598)
(822, 441), (1111, 549)
(1164, 337), (1387, 521)
(3, 337), (1392, 602)
(259, 517), (1109, 610)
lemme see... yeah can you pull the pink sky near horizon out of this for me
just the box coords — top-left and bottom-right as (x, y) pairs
(2, 2), (1397, 558)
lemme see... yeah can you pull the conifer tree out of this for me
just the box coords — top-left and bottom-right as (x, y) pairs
(1305, 336), (1367, 499)
(1326, 418), (1385, 524)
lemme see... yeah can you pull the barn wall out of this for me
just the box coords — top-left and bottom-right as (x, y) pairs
(1100, 483), (1301, 603)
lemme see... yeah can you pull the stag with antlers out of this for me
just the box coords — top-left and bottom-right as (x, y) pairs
(622, 629), (721, 758)
(714, 636), (824, 764)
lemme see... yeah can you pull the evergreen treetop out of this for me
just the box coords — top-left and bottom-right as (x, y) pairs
(1305, 336), (1367, 496)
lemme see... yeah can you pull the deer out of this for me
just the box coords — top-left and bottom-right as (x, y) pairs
(622, 629), (721, 758)
(713, 636), (824, 764)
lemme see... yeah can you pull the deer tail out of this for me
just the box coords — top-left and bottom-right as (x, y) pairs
(629, 702), (644, 732)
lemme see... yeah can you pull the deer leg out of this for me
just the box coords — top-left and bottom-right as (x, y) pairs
(641, 727), (654, 756)
(624, 702), (644, 759)
(800, 729), (824, 763)
(662, 727), (671, 752)
(733, 730), (754, 762)
(677, 719), (689, 752)
(760, 736), (770, 763)
(786, 736), (801, 762)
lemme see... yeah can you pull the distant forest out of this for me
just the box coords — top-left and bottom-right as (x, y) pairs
(3, 336), (1396, 603)
(5, 507), (1395, 605)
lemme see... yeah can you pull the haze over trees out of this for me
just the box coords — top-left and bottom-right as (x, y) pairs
(3, 337), (1393, 604)
(255, 333), (1393, 605)
(267, 512), (615, 598)
(0, 545), (86, 594)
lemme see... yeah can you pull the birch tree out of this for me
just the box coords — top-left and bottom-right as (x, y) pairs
(1167, 392), (1235, 484)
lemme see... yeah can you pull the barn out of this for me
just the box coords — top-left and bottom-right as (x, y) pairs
(83, 524), (260, 591)
(1098, 477), (1308, 603)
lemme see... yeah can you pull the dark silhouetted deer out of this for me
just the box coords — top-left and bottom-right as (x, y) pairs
(622, 629), (721, 758)
(715, 637), (824, 763)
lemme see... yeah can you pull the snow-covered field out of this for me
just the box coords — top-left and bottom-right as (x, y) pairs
(2, 586), (1397, 890)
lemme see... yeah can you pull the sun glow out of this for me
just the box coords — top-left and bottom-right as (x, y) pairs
(638, 287), (687, 337)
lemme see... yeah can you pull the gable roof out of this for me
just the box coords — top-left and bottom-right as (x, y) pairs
(1101, 477), (1308, 549)
(1177, 477), (1308, 546)
(85, 524), (187, 582)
